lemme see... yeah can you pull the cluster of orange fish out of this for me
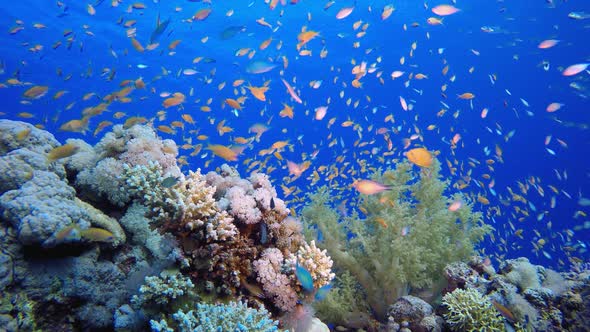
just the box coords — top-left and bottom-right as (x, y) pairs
(3, 0), (588, 266)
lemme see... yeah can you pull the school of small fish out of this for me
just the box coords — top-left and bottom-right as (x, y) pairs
(1, 0), (589, 267)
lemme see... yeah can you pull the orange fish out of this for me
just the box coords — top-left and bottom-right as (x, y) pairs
(23, 85), (49, 99)
(448, 201), (462, 212)
(538, 39), (559, 49)
(279, 104), (294, 119)
(381, 5), (394, 20)
(353, 179), (391, 195)
(181, 114), (195, 124)
(431, 4), (460, 16)
(297, 29), (319, 50)
(47, 143), (80, 162)
(60, 117), (90, 134)
(193, 8), (212, 20)
(546, 102), (563, 113)
(406, 147), (433, 167)
(457, 92), (475, 100)
(207, 144), (238, 161)
(168, 39), (182, 50)
(225, 98), (242, 110)
(247, 86), (269, 101)
(336, 6), (354, 19)
(130, 38), (144, 52)
(562, 63), (588, 76)
(163, 93), (185, 108)
(94, 121), (113, 137)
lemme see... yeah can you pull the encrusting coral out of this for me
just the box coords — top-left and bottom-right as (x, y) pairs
(0, 170), (125, 247)
(302, 160), (493, 322)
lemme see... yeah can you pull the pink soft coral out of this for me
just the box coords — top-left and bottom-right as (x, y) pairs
(253, 248), (299, 312)
(226, 186), (261, 224)
(120, 137), (181, 178)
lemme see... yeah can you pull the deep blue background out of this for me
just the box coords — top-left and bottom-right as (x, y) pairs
(1, 0), (589, 269)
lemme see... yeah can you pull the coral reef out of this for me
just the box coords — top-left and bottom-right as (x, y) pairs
(132, 270), (195, 306)
(122, 161), (184, 222)
(150, 301), (280, 332)
(177, 169), (219, 230)
(387, 295), (444, 332)
(119, 202), (180, 261)
(205, 164), (290, 225)
(313, 271), (370, 328)
(75, 124), (182, 207)
(0, 121), (333, 330)
(441, 256), (590, 331)
(441, 288), (504, 332)
(302, 161), (492, 322)
(285, 240), (335, 289)
(0, 119), (59, 155)
(254, 248), (300, 311)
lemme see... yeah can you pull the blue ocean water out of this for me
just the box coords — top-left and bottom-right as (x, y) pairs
(1, 0), (589, 272)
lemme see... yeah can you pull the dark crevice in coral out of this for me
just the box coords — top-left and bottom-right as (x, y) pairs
(22, 243), (89, 260)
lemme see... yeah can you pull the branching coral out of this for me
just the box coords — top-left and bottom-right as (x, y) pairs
(442, 288), (504, 332)
(286, 240), (335, 289)
(301, 161), (493, 321)
(123, 161), (183, 222)
(131, 270), (195, 306)
(177, 169), (218, 230)
(150, 301), (280, 332)
(205, 210), (237, 242)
